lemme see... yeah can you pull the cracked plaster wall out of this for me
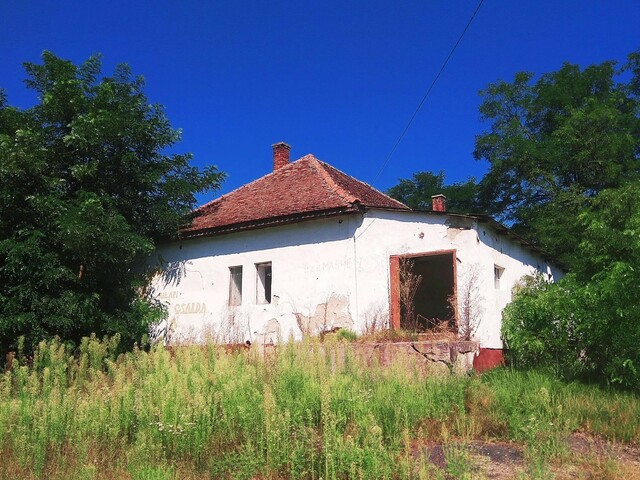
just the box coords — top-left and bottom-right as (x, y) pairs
(351, 209), (563, 348)
(149, 210), (562, 348)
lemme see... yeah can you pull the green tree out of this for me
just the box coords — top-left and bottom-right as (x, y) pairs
(0, 52), (224, 355)
(474, 51), (640, 265)
(387, 171), (480, 213)
(503, 178), (640, 389)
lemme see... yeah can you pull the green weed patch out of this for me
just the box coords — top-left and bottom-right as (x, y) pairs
(0, 337), (638, 479)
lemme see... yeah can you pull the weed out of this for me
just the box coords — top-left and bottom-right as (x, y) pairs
(335, 329), (358, 342)
(444, 442), (475, 479)
(0, 338), (638, 478)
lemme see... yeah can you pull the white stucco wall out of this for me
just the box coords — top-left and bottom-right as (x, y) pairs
(149, 210), (562, 348)
(150, 216), (360, 344)
(351, 210), (563, 348)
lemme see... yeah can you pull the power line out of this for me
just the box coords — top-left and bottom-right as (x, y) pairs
(371, 0), (485, 185)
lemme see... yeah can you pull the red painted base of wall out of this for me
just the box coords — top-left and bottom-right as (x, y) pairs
(473, 348), (505, 373)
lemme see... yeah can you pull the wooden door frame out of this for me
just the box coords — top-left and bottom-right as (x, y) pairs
(389, 249), (458, 330)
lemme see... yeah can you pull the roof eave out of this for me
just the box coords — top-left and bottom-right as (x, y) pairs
(176, 205), (362, 241)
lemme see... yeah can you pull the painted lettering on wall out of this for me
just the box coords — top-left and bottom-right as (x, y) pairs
(159, 291), (179, 299)
(175, 303), (207, 314)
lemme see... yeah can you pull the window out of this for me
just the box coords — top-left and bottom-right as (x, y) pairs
(256, 262), (272, 304)
(229, 266), (243, 306)
(494, 265), (504, 290)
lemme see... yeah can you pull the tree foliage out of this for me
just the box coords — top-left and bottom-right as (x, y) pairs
(494, 50), (640, 390)
(387, 171), (480, 213)
(0, 52), (224, 354)
(503, 179), (640, 389)
(474, 52), (640, 264)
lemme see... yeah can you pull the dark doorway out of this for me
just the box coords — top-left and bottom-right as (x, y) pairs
(390, 251), (456, 331)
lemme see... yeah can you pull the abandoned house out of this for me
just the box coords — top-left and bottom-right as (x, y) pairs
(150, 142), (563, 360)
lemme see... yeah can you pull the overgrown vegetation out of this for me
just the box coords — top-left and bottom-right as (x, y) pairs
(0, 337), (638, 479)
(503, 178), (640, 390)
(399, 258), (423, 331)
(0, 52), (223, 356)
(497, 52), (640, 391)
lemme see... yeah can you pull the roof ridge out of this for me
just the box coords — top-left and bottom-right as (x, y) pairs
(363, 182), (409, 209)
(304, 155), (359, 205)
(311, 157), (408, 210)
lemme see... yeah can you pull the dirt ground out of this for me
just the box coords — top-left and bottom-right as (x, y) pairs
(414, 432), (640, 479)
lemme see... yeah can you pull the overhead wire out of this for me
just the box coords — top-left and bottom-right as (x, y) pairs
(371, 0), (485, 185)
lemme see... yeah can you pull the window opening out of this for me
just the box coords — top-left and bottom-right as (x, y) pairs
(494, 265), (504, 290)
(256, 262), (272, 304)
(229, 266), (243, 306)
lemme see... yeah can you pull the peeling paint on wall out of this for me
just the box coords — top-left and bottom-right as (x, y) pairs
(444, 217), (474, 230)
(254, 318), (281, 345)
(295, 293), (354, 335)
(445, 219), (474, 241)
(446, 227), (466, 241)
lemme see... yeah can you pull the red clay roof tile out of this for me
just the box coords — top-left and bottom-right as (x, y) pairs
(182, 154), (408, 236)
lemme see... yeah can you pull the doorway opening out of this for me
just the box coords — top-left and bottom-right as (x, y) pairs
(390, 250), (457, 332)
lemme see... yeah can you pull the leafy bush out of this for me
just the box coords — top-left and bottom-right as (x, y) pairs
(502, 275), (582, 376)
(503, 181), (640, 390)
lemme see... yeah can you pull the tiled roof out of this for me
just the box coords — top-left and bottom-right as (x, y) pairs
(182, 154), (409, 237)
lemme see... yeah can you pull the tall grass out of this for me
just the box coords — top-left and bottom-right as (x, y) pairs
(0, 336), (638, 479)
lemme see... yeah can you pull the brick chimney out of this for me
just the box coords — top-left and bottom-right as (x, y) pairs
(272, 142), (291, 170)
(431, 194), (447, 212)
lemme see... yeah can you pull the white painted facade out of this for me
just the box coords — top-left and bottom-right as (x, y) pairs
(150, 209), (562, 349)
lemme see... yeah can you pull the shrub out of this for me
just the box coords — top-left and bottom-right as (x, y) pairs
(503, 271), (640, 390)
(503, 180), (640, 391)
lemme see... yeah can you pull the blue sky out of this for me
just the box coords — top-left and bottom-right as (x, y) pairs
(2, 1), (639, 204)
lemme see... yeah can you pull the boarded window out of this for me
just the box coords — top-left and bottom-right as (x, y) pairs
(229, 266), (243, 306)
(256, 262), (272, 304)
